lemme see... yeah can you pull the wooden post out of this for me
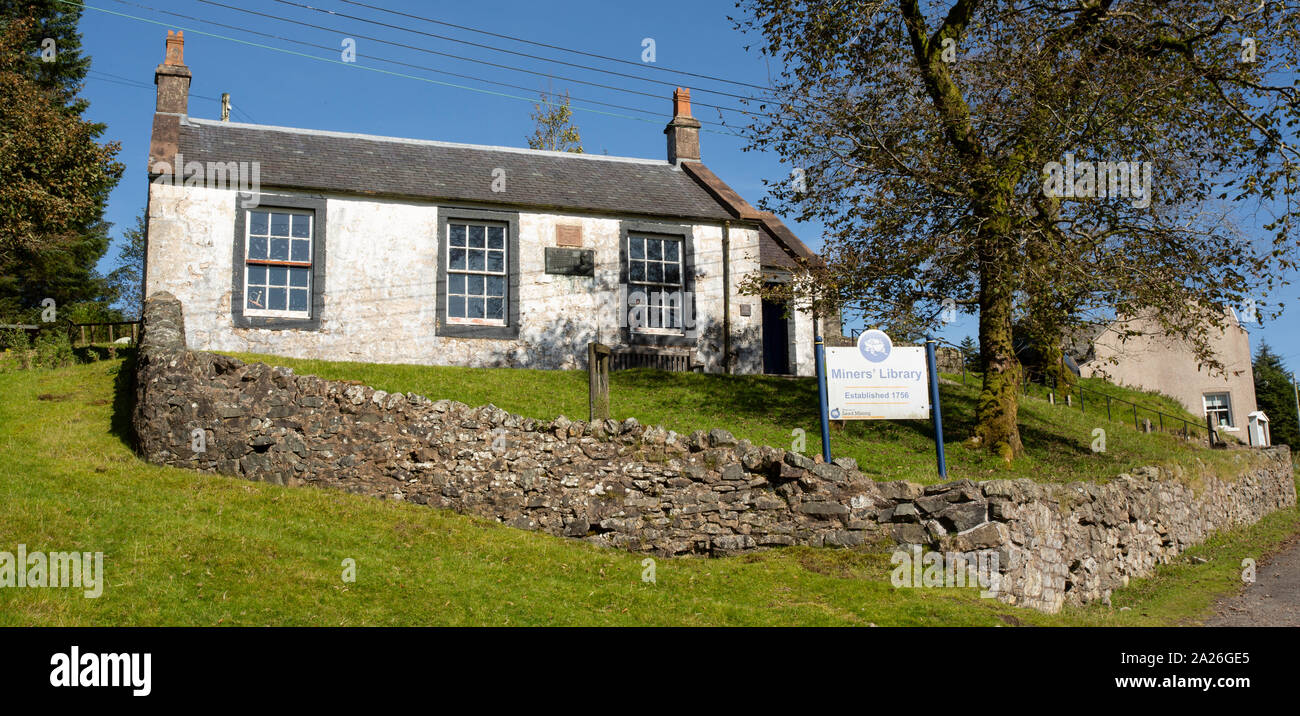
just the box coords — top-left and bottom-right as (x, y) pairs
(1106, 395), (1112, 421)
(588, 342), (611, 421)
(1132, 403), (1138, 430)
(108, 323), (114, 344)
(132, 322), (139, 345)
(79, 325), (86, 346)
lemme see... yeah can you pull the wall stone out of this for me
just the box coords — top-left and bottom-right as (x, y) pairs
(135, 293), (1296, 613)
(877, 453), (1295, 612)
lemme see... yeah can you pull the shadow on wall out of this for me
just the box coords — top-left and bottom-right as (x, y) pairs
(110, 353), (139, 451)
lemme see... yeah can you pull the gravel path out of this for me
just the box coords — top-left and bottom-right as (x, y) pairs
(1204, 534), (1300, 627)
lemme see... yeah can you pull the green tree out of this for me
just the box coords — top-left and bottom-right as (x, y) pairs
(107, 211), (146, 320)
(735, 1), (1300, 461)
(527, 90), (583, 153)
(1254, 342), (1299, 449)
(0, 10), (122, 322)
(0, 0), (94, 111)
(958, 335), (979, 372)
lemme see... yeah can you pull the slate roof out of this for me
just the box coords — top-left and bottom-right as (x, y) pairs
(177, 118), (734, 221)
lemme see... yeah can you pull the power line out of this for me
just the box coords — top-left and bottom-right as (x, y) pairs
(200, 0), (768, 121)
(86, 68), (256, 121)
(63, 0), (742, 135)
(107, 0), (693, 124)
(334, 0), (778, 96)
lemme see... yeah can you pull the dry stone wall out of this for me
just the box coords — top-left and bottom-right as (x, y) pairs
(134, 292), (1295, 613)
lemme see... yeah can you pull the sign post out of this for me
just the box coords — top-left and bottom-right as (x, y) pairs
(824, 329), (947, 479)
(814, 333), (833, 463)
(925, 338), (948, 479)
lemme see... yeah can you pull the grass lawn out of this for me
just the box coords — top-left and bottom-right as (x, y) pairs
(225, 351), (1254, 486)
(0, 358), (1295, 626)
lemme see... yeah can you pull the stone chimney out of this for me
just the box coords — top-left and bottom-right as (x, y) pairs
(665, 87), (701, 164)
(150, 31), (190, 174)
(154, 30), (191, 115)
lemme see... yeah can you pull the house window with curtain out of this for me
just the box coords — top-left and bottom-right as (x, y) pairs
(1204, 392), (1234, 429)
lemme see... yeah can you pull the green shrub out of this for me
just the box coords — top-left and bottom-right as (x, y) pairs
(32, 330), (75, 369)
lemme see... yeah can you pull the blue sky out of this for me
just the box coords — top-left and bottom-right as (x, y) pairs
(72, 0), (1299, 371)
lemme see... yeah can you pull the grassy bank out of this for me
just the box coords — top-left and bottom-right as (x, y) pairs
(226, 351), (1252, 486)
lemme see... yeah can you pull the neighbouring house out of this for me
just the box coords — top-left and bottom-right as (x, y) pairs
(1074, 309), (1260, 440)
(143, 31), (828, 376)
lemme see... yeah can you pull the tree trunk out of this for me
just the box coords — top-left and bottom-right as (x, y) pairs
(974, 228), (1024, 461)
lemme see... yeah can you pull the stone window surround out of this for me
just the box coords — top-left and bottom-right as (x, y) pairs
(618, 221), (698, 348)
(231, 193), (327, 331)
(436, 206), (521, 340)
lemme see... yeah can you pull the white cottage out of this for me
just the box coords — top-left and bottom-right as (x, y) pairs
(144, 31), (821, 375)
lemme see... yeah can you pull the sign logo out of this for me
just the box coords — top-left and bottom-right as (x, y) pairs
(857, 329), (893, 363)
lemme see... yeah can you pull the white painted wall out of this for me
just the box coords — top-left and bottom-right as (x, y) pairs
(146, 184), (807, 373)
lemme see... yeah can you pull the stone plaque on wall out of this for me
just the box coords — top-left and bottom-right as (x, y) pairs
(555, 225), (583, 247)
(544, 247), (595, 276)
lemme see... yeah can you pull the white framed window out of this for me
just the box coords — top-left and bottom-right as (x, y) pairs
(627, 234), (684, 333)
(244, 209), (312, 318)
(1204, 392), (1234, 429)
(446, 222), (507, 325)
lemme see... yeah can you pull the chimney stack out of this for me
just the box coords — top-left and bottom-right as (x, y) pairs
(154, 30), (191, 115)
(665, 87), (701, 164)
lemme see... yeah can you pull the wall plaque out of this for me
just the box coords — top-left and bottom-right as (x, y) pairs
(544, 247), (595, 276)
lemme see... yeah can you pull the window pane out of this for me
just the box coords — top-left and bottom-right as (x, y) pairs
(486, 297), (504, 320)
(249, 211), (269, 235)
(268, 266), (288, 286)
(665, 264), (680, 284)
(270, 238), (289, 261)
(647, 262), (663, 283)
(450, 224), (467, 247)
(270, 213), (290, 236)
(486, 275), (505, 297)
(467, 274), (485, 295)
(289, 267), (309, 288)
(248, 236), (268, 260)
(468, 225), (485, 248)
(246, 286), (266, 310)
(665, 241), (679, 261)
(289, 289), (308, 312)
(466, 297), (485, 318)
(487, 226), (504, 249)
(629, 261), (645, 282)
(291, 214), (311, 238)
(449, 295), (465, 317)
(247, 265), (267, 286)
(448, 273), (465, 295)
(486, 250), (504, 272)
(267, 287), (287, 311)
(449, 248), (466, 270)
(647, 239), (662, 260)
(468, 250), (485, 271)
(629, 237), (644, 259)
(291, 239), (310, 262)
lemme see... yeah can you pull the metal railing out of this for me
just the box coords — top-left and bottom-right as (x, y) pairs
(1036, 374), (1214, 442)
